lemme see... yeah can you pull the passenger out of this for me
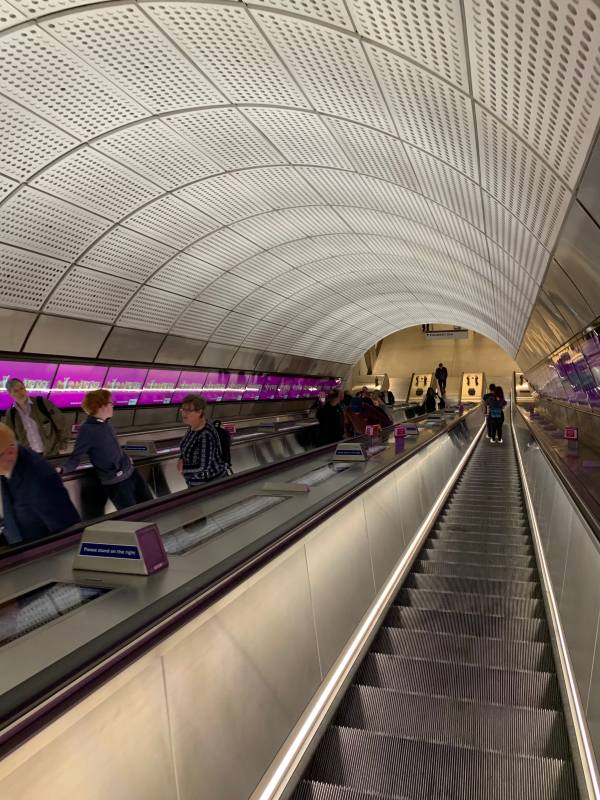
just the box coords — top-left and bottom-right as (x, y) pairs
(435, 363), (448, 394)
(4, 377), (68, 457)
(316, 390), (345, 445)
(423, 386), (438, 414)
(482, 383), (496, 439)
(178, 395), (227, 487)
(0, 424), (79, 545)
(59, 390), (153, 510)
(489, 386), (507, 444)
(359, 387), (374, 406)
(380, 388), (395, 406)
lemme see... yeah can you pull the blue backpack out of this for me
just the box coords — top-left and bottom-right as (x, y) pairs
(490, 399), (503, 419)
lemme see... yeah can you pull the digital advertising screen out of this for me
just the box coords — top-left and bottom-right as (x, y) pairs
(225, 373), (247, 401)
(104, 367), (147, 407)
(49, 364), (108, 409)
(242, 374), (264, 401)
(172, 371), (208, 404)
(141, 369), (180, 405)
(287, 377), (307, 399)
(202, 372), (229, 402)
(0, 361), (58, 411)
(276, 377), (294, 400)
(259, 375), (282, 400)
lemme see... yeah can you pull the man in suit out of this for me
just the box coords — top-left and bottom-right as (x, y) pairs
(0, 424), (80, 545)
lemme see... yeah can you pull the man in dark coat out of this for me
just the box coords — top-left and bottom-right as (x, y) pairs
(435, 363), (448, 394)
(0, 424), (80, 545)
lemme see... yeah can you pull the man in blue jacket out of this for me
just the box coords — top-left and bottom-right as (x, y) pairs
(0, 424), (80, 545)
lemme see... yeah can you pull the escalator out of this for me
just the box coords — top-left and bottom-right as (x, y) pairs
(294, 425), (579, 799)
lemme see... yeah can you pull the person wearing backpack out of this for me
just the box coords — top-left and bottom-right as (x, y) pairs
(212, 419), (233, 474)
(489, 385), (507, 444)
(177, 395), (228, 487)
(5, 377), (69, 457)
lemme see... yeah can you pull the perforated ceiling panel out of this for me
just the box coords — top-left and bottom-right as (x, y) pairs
(2, 0), (600, 365)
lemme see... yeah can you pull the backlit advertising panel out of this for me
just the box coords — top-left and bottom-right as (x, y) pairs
(141, 369), (180, 405)
(287, 376), (306, 399)
(49, 364), (107, 409)
(242, 374), (264, 400)
(259, 375), (282, 400)
(226, 373), (247, 401)
(276, 377), (294, 399)
(0, 361), (58, 411)
(202, 372), (229, 402)
(104, 367), (147, 407)
(172, 371), (208, 404)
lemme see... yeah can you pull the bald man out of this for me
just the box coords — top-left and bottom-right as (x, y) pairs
(0, 424), (79, 545)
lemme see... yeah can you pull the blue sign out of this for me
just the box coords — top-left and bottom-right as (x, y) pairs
(80, 542), (141, 560)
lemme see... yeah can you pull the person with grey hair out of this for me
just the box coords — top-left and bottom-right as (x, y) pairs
(178, 395), (227, 487)
(4, 377), (68, 457)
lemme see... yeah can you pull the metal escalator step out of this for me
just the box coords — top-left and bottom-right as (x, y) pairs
(439, 512), (527, 527)
(372, 627), (554, 672)
(448, 500), (524, 512)
(434, 521), (529, 537)
(404, 573), (541, 599)
(433, 528), (530, 545)
(336, 685), (571, 759)
(420, 547), (535, 569)
(442, 507), (525, 520)
(426, 538), (533, 556)
(395, 588), (545, 619)
(306, 726), (577, 799)
(293, 780), (394, 800)
(412, 559), (537, 583)
(450, 492), (523, 503)
(385, 605), (549, 642)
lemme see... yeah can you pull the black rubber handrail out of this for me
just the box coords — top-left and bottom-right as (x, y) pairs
(0, 407), (481, 752)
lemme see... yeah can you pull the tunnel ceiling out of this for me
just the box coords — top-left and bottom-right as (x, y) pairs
(1, 0), (600, 365)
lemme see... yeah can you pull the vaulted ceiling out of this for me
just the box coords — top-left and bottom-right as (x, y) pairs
(1, 0), (599, 365)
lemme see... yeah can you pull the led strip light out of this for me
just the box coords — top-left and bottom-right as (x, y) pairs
(253, 418), (486, 800)
(511, 408), (600, 800)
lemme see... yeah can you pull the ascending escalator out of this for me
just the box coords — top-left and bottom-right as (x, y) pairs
(294, 426), (579, 799)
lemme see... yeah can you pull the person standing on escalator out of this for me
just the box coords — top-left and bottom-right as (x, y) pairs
(489, 386), (507, 444)
(435, 363), (448, 395)
(178, 395), (227, 487)
(316, 390), (345, 445)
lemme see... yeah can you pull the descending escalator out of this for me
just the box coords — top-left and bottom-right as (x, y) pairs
(294, 425), (579, 799)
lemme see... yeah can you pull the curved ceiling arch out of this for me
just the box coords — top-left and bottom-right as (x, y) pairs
(2, 0), (600, 366)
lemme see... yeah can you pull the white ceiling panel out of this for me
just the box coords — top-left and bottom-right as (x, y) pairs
(78, 227), (176, 283)
(186, 229), (262, 270)
(200, 272), (260, 310)
(232, 166), (322, 208)
(347, 0), (468, 90)
(241, 320), (281, 349)
(40, 6), (225, 114)
(0, 1), (25, 30)
(211, 312), (260, 345)
(171, 301), (227, 339)
(0, 174), (17, 201)
(124, 195), (219, 249)
(175, 174), (271, 225)
(231, 212), (308, 250)
(272, 233), (369, 267)
(0, 26), (146, 139)
(263, 297), (309, 325)
(5, 0), (107, 20)
(147, 253), (224, 299)
(145, 3), (309, 107)
(267, 269), (316, 297)
(244, 108), (352, 169)
(0, 243), (68, 310)
(118, 286), (189, 333)
(255, 11), (394, 132)
(44, 266), (136, 322)
(230, 252), (291, 284)
(250, 0), (352, 30)
(0, 186), (111, 261)
(234, 288), (285, 319)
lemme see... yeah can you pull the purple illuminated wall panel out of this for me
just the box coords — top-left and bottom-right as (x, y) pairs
(259, 375), (282, 400)
(202, 372), (229, 402)
(226, 373), (247, 401)
(172, 371), (208, 404)
(243, 374), (264, 400)
(277, 377), (294, 399)
(104, 367), (148, 407)
(141, 369), (180, 405)
(287, 377), (306, 399)
(0, 361), (58, 411)
(49, 364), (108, 409)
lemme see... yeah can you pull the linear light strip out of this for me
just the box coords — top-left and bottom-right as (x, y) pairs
(254, 418), (486, 800)
(512, 409), (600, 800)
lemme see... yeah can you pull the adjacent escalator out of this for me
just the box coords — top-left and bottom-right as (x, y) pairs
(294, 426), (579, 799)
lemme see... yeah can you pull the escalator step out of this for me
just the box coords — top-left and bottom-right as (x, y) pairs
(372, 627), (554, 672)
(404, 573), (541, 599)
(395, 587), (545, 618)
(435, 520), (529, 536)
(306, 726), (577, 799)
(385, 605), (549, 642)
(356, 653), (561, 709)
(412, 559), (537, 582)
(441, 508), (526, 522)
(420, 547), (535, 568)
(293, 780), (393, 800)
(433, 524), (530, 540)
(337, 685), (571, 759)
(425, 538), (533, 556)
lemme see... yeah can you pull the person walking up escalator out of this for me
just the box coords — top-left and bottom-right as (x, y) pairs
(482, 382), (496, 440)
(435, 363), (448, 394)
(489, 385), (507, 444)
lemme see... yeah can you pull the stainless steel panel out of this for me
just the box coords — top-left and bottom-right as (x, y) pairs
(110, 408), (135, 429)
(305, 497), (375, 674)
(0, 307), (36, 351)
(162, 547), (320, 800)
(134, 406), (179, 426)
(275, 354), (315, 374)
(555, 202), (600, 318)
(195, 342), (236, 368)
(559, 519), (600, 708)
(24, 314), (111, 357)
(155, 334), (205, 365)
(362, 472), (404, 590)
(229, 347), (265, 370)
(255, 351), (280, 371)
(577, 135), (600, 226)
(584, 620), (600, 763)
(0, 658), (176, 800)
(544, 259), (595, 336)
(394, 453), (426, 541)
(99, 326), (163, 361)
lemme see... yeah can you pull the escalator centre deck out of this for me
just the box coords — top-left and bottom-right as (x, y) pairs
(294, 428), (579, 799)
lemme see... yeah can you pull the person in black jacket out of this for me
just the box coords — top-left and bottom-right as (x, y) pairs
(423, 386), (439, 413)
(0, 424), (79, 545)
(316, 391), (345, 445)
(435, 363), (448, 394)
(60, 389), (152, 511)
